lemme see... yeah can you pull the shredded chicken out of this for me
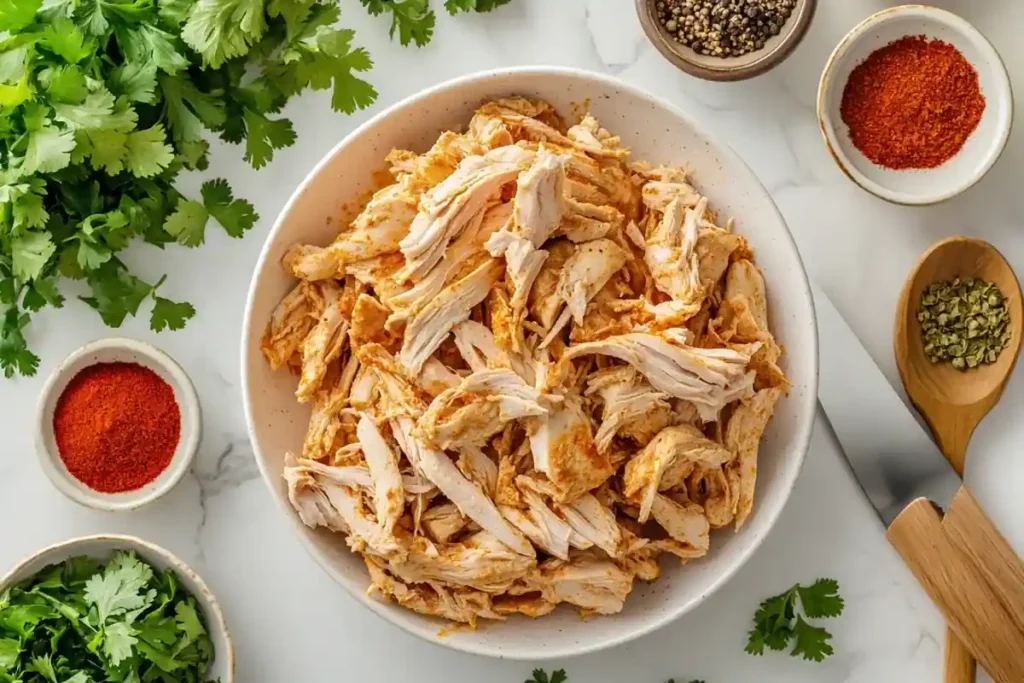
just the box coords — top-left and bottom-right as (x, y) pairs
(263, 98), (787, 627)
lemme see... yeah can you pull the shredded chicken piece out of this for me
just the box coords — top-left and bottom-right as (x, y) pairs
(266, 98), (787, 626)
(623, 424), (732, 522)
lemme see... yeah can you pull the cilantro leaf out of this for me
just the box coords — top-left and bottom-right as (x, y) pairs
(53, 89), (119, 130)
(114, 22), (190, 74)
(0, 637), (18, 669)
(201, 178), (257, 237)
(22, 276), (65, 312)
(124, 124), (175, 177)
(525, 669), (567, 683)
(746, 579), (843, 663)
(797, 578), (844, 619)
(80, 263), (154, 327)
(0, 308), (38, 377)
(150, 296), (194, 331)
(40, 20), (94, 63)
(791, 615), (834, 662)
(23, 124), (75, 174)
(109, 62), (158, 103)
(362, 0), (435, 47)
(445, 0), (513, 13)
(242, 109), (295, 169)
(0, 0), (41, 33)
(181, 0), (268, 68)
(174, 600), (206, 645)
(163, 199), (209, 247)
(12, 231), (56, 281)
(26, 654), (57, 682)
(84, 551), (155, 623)
(41, 65), (89, 104)
(103, 621), (138, 666)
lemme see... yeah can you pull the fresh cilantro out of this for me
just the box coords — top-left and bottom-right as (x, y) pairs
(445, 0), (513, 13)
(526, 670), (567, 683)
(201, 178), (257, 237)
(151, 296), (196, 332)
(0, 551), (217, 680)
(0, 0), (41, 33)
(362, 0), (435, 47)
(164, 199), (210, 248)
(746, 578), (844, 662)
(0, 0), (517, 377)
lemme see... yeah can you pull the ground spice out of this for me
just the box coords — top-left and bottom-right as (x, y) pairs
(840, 35), (986, 170)
(53, 362), (180, 493)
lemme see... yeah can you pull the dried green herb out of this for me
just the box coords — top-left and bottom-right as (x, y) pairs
(918, 277), (1011, 370)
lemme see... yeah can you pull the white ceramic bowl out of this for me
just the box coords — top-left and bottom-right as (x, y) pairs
(818, 5), (1013, 205)
(0, 535), (233, 681)
(35, 338), (201, 511)
(242, 67), (818, 659)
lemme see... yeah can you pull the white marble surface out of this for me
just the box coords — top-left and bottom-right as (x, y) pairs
(3, 1), (1022, 681)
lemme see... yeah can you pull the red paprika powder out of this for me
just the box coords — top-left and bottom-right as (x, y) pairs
(840, 35), (986, 170)
(53, 362), (180, 493)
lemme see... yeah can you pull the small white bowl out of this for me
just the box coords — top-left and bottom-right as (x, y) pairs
(35, 338), (201, 511)
(818, 5), (1013, 205)
(0, 535), (233, 682)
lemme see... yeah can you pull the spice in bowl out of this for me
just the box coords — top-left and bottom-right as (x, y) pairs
(918, 277), (1010, 370)
(53, 362), (180, 492)
(655, 0), (797, 57)
(841, 36), (986, 170)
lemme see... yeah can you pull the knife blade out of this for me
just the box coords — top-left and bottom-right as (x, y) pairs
(811, 281), (960, 523)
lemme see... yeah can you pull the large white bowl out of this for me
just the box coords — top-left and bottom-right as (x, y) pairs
(241, 67), (818, 659)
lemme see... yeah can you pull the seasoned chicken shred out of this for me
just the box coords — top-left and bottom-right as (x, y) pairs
(264, 98), (788, 627)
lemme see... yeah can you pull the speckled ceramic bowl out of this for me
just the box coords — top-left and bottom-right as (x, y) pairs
(241, 67), (818, 659)
(0, 535), (233, 682)
(818, 5), (1013, 205)
(35, 338), (201, 511)
(636, 0), (817, 81)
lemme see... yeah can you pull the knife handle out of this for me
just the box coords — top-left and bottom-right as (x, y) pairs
(886, 493), (1024, 683)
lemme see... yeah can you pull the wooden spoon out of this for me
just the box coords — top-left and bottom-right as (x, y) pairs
(895, 236), (1024, 683)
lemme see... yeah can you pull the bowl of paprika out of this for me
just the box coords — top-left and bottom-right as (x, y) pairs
(35, 338), (201, 511)
(817, 5), (1012, 205)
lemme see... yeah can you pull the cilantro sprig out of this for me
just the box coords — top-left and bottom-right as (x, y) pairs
(0, 1), (380, 378)
(0, 551), (218, 681)
(745, 578), (845, 662)
(361, 0), (513, 47)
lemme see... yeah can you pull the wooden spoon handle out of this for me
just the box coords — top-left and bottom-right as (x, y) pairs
(944, 632), (976, 683)
(886, 495), (1024, 683)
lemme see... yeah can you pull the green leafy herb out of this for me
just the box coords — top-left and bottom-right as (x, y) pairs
(745, 578), (844, 662)
(0, 0), (383, 377)
(526, 670), (567, 683)
(0, 550), (218, 682)
(361, 0), (512, 46)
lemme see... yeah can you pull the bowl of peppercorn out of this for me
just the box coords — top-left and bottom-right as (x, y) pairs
(34, 337), (201, 511)
(636, 0), (817, 81)
(818, 5), (1013, 205)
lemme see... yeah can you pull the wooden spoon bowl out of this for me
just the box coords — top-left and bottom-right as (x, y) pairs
(895, 236), (1023, 472)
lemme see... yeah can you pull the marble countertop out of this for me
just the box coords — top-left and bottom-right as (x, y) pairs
(3, 1), (1022, 681)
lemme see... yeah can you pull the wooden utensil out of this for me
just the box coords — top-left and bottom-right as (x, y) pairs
(894, 236), (1024, 683)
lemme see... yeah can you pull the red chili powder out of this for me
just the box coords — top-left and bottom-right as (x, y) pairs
(840, 35), (986, 170)
(53, 362), (180, 493)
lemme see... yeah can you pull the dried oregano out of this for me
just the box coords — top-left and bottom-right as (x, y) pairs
(918, 277), (1011, 370)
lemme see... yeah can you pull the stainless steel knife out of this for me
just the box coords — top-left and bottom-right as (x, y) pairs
(811, 282), (1024, 683)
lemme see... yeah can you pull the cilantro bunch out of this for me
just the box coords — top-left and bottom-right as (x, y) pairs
(745, 578), (845, 662)
(0, 0), (378, 377)
(361, 0), (513, 47)
(0, 551), (219, 682)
